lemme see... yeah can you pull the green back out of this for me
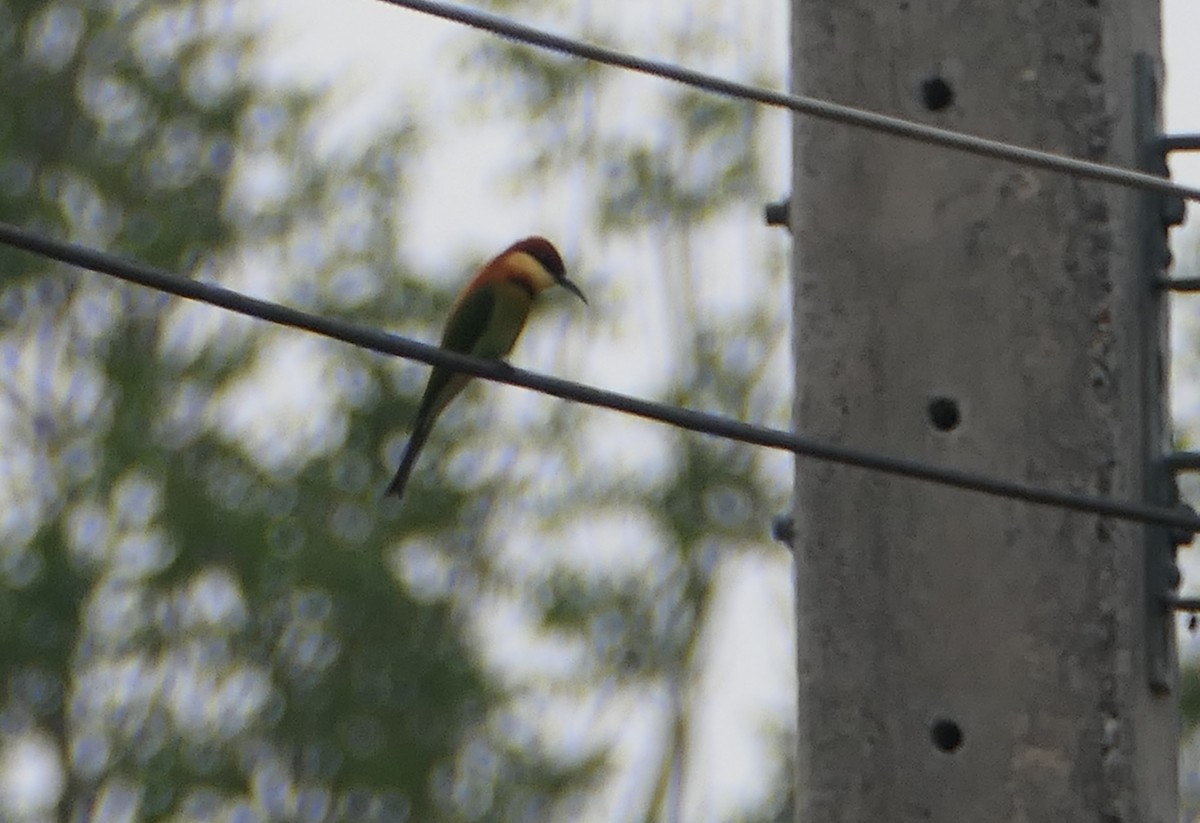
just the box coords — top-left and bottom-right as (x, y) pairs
(415, 281), (534, 425)
(442, 281), (533, 359)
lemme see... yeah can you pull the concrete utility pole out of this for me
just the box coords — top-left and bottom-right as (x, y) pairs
(789, 1), (1176, 821)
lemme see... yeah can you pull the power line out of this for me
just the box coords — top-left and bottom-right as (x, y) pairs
(2, 220), (1198, 534)
(377, 0), (1200, 204)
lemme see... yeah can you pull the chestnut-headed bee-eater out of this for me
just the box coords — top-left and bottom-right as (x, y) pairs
(384, 236), (587, 500)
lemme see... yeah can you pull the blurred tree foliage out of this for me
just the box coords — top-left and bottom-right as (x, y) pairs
(0, 0), (792, 821)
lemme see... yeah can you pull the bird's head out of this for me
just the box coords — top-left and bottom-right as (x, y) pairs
(504, 236), (587, 304)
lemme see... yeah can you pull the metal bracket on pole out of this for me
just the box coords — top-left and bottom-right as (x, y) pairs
(764, 198), (791, 230)
(1162, 452), (1200, 623)
(1135, 53), (1197, 693)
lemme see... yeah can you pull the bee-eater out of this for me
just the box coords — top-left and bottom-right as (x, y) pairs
(384, 236), (587, 500)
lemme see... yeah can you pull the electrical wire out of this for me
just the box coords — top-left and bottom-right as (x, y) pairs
(377, 0), (1200, 203)
(2, 220), (1198, 533)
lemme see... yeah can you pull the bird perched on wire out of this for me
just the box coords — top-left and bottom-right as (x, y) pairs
(384, 236), (587, 500)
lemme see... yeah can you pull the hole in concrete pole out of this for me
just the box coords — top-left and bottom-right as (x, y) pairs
(921, 76), (955, 111)
(930, 718), (964, 752)
(927, 397), (961, 431)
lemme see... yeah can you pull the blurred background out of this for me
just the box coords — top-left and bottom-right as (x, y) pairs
(0, 0), (1197, 821)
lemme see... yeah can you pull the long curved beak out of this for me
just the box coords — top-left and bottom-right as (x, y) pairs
(560, 277), (588, 305)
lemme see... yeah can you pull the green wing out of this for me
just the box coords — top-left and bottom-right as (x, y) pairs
(440, 286), (496, 355)
(387, 283), (532, 498)
(417, 281), (534, 415)
(412, 286), (497, 424)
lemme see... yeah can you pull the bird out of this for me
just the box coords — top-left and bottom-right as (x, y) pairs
(384, 236), (587, 500)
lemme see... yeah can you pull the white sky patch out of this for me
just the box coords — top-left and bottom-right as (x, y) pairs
(401, 119), (552, 271)
(0, 734), (64, 818)
(470, 591), (591, 685)
(593, 686), (673, 822)
(498, 506), (673, 582)
(686, 549), (795, 821)
(577, 413), (677, 490)
(209, 333), (348, 473)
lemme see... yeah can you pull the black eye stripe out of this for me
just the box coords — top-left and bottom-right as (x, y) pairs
(528, 245), (564, 277)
